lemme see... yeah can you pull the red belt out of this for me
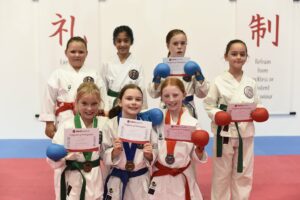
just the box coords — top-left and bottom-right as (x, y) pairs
(152, 161), (191, 200)
(55, 101), (75, 116)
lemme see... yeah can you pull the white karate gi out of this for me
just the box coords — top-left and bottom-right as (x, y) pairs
(48, 116), (108, 200)
(148, 108), (208, 200)
(102, 116), (158, 200)
(101, 54), (147, 111)
(39, 64), (107, 127)
(147, 74), (209, 118)
(203, 71), (262, 200)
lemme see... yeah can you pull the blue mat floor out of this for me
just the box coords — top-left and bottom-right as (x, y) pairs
(0, 136), (300, 158)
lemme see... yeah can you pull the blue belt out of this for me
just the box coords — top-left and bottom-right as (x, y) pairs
(103, 167), (148, 200)
(183, 95), (193, 104)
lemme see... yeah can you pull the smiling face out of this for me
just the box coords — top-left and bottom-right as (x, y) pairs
(65, 41), (88, 71)
(119, 88), (143, 119)
(76, 93), (100, 124)
(161, 85), (185, 113)
(225, 42), (247, 73)
(114, 31), (132, 58)
(167, 33), (187, 57)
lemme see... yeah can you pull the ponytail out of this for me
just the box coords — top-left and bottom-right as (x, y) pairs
(108, 105), (122, 119)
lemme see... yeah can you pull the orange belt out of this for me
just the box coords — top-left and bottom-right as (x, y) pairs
(152, 161), (191, 200)
(55, 101), (75, 116)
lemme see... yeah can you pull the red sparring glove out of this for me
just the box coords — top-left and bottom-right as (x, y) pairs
(191, 130), (210, 147)
(214, 111), (231, 126)
(251, 108), (269, 122)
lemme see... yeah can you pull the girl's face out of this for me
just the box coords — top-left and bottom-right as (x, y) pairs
(167, 33), (187, 57)
(162, 85), (185, 113)
(76, 93), (100, 123)
(119, 88), (143, 119)
(225, 42), (247, 72)
(65, 41), (88, 70)
(114, 32), (132, 57)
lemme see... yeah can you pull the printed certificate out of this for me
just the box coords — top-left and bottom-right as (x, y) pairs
(64, 128), (99, 152)
(164, 124), (196, 142)
(227, 103), (256, 122)
(163, 57), (190, 75)
(118, 118), (152, 144)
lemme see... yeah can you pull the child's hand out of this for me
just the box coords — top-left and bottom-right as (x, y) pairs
(143, 142), (153, 162)
(45, 122), (56, 138)
(65, 152), (81, 161)
(112, 138), (123, 159)
(195, 146), (204, 160)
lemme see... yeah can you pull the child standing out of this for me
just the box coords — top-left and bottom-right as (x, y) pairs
(101, 25), (147, 111)
(149, 77), (208, 200)
(48, 81), (106, 200)
(203, 39), (266, 200)
(102, 84), (157, 200)
(148, 29), (209, 118)
(39, 36), (106, 138)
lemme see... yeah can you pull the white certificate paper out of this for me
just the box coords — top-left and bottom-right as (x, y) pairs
(163, 57), (190, 75)
(118, 118), (152, 144)
(164, 124), (196, 142)
(64, 128), (99, 152)
(227, 103), (256, 122)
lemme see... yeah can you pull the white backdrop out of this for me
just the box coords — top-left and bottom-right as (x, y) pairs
(0, 0), (299, 139)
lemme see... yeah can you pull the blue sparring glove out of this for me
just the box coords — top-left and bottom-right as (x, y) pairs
(46, 143), (67, 161)
(139, 108), (164, 126)
(184, 61), (205, 81)
(152, 63), (170, 84)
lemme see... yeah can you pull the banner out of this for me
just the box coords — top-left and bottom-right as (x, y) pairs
(37, 0), (99, 102)
(236, 0), (294, 115)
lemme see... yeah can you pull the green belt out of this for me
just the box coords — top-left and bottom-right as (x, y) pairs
(60, 158), (100, 200)
(107, 89), (119, 98)
(216, 104), (243, 173)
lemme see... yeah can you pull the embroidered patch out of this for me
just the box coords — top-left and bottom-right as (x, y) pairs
(128, 69), (139, 80)
(83, 76), (94, 83)
(244, 86), (254, 98)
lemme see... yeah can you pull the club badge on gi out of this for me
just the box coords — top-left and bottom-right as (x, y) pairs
(244, 86), (254, 98)
(128, 69), (139, 80)
(64, 128), (99, 152)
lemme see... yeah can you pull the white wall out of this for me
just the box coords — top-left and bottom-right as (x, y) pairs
(0, 0), (299, 139)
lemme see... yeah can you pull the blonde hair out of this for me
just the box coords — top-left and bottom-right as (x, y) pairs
(76, 82), (102, 104)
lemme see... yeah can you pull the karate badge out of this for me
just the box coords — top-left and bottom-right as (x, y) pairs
(83, 76), (94, 83)
(128, 69), (139, 80)
(244, 86), (254, 98)
(68, 84), (72, 91)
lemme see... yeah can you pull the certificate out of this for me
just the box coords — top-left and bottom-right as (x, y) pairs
(118, 118), (152, 144)
(164, 124), (196, 142)
(163, 57), (190, 75)
(64, 128), (99, 152)
(227, 103), (256, 122)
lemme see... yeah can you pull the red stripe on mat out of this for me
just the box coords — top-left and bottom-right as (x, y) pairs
(1, 156), (300, 200)
(0, 158), (54, 200)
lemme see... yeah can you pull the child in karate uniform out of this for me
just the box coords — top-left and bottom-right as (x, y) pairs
(149, 77), (207, 200)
